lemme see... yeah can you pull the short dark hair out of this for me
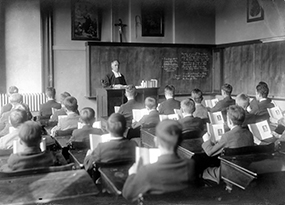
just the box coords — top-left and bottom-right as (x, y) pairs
(80, 107), (95, 124)
(191, 88), (203, 103)
(125, 85), (136, 97)
(63, 96), (78, 112)
(256, 83), (269, 98)
(221, 83), (233, 96)
(107, 113), (126, 137)
(155, 119), (182, 151)
(164, 85), (175, 96)
(145, 97), (157, 110)
(227, 105), (245, 126)
(236, 93), (249, 109)
(19, 121), (42, 147)
(59, 92), (71, 103)
(9, 109), (28, 128)
(180, 98), (196, 114)
(46, 87), (56, 99)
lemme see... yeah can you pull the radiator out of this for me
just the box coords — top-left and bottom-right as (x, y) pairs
(0, 93), (47, 112)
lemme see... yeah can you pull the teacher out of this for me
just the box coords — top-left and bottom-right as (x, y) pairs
(102, 60), (127, 88)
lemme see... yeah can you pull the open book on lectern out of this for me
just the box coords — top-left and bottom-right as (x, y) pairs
(135, 147), (161, 166)
(248, 120), (273, 145)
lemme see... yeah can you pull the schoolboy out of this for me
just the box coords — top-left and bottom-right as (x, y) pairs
(122, 120), (196, 201)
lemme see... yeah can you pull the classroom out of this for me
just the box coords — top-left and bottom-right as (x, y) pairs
(0, 0), (285, 204)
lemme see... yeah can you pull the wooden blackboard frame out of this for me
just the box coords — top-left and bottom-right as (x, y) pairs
(86, 42), (215, 98)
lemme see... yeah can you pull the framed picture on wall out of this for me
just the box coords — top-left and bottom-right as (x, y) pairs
(141, 2), (164, 37)
(247, 0), (264, 23)
(71, 0), (100, 40)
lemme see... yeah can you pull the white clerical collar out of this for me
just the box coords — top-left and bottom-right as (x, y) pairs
(182, 113), (192, 118)
(112, 70), (122, 78)
(259, 98), (267, 102)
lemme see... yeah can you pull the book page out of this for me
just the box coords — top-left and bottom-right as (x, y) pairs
(132, 109), (148, 122)
(248, 120), (272, 142)
(207, 123), (224, 142)
(268, 107), (283, 121)
(159, 115), (168, 121)
(255, 121), (272, 140)
(114, 106), (120, 113)
(174, 109), (183, 118)
(93, 121), (102, 129)
(212, 124), (225, 142)
(208, 111), (224, 124)
(89, 134), (104, 150)
(135, 147), (160, 165)
(168, 114), (179, 120)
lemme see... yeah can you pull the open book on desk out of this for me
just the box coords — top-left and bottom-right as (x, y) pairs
(206, 123), (225, 143)
(248, 120), (273, 145)
(135, 147), (160, 165)
(205, 99), (219, 108)
(267, 106), (283, 124)
(208, 111), (224, 124)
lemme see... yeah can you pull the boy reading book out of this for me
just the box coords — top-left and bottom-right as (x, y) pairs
(208, 83), (235, 121)
(191, 88), (208, 120)
(122, 119), (196, 202)
(0, 121), (67, 171)
(200, 105), (254, 184)
(158, 85), (180, 115)
(69, 107), (104, 149)
(84, 113), (136, 177)
(50, 96), (80, 136)
(132, 97), (159, 129)
(178, 98), (204, 137)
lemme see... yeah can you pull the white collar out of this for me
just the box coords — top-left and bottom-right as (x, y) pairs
(183, 113), (192, 118)
(259, 98), (267, 102)
(112, 70), (122, 78)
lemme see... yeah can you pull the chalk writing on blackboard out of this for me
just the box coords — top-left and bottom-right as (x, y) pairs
(163, 57), (178, 72)
(181, 52), (210, 71)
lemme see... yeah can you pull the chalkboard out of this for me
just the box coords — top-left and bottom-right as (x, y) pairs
(222, 41), (285, 98)
(86, 42), (213, 96)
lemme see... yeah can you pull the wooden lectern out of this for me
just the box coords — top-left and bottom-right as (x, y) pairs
(96, 87), (159, 118)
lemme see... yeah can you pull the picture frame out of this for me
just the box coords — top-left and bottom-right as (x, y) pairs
(247, 0), (264, 23)
(71, 0), (100, 40)
(141, 3), (164, 37)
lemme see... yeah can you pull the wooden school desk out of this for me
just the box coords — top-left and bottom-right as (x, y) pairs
(0, 169), (99, 205)
(219, 147), (285, 191)
(53, 135), (87, 169)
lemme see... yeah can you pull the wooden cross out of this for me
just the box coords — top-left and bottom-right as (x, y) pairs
(114, 19), (127, 43)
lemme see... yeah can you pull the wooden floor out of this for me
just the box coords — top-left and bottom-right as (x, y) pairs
(45, 172), (285, 205)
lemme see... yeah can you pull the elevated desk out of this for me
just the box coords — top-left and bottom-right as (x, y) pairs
(54, 136), (87, 169)
(0, 169), (99, 204)
(141, 128), (203, 159)
(96, 87), (159, 117)
(219, 152), (285, 191)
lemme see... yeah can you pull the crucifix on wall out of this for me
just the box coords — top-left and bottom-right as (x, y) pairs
(114, 19), (127, 43)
